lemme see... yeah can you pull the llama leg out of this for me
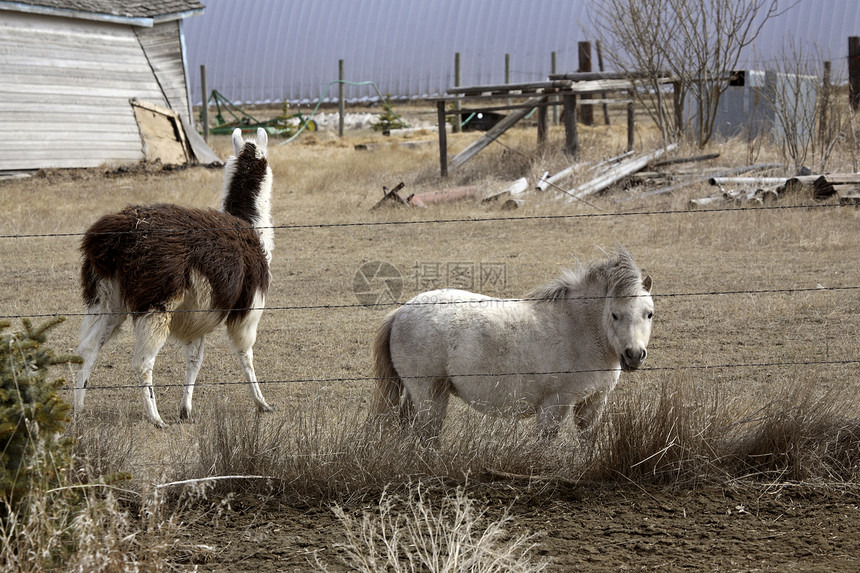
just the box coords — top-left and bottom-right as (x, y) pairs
(179, 337), (205, 420)
(132, 313), (170, 428)
(233, 347), (273, 412)
(75, 307), (126, 414)
(226, 308), (273, 413)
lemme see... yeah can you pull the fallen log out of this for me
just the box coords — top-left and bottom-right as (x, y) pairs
(709, 177), (788, 187)
(651, 152), (719, 168)
(565, 143), (677, 201)
(408, 185), (480, 207)
(838, 186), (860, 205)
(812, 174), (860, 199)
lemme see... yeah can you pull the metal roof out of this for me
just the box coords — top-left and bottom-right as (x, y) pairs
(0, 0), (205, 25)
(182, 0), (859, 106)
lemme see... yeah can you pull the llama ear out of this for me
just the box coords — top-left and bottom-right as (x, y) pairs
(232, 128), (244, 155)
(255, 128), (268, 156)
(642, 275), (653, 293)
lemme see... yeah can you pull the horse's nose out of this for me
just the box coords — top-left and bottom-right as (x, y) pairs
(625, 347), (647, 364)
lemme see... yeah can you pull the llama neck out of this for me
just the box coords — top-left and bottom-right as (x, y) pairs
(220, 156), (274, 262)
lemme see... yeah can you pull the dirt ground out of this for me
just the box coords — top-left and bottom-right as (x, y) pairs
(179, 482), (860, 571)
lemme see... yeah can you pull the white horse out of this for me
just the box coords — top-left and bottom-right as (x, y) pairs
(372, 247), (653, 442)
(75, 128), (274, 427)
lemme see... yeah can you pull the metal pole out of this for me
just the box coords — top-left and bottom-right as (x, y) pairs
(200, 64), (209, 142)
(551, 51), (558, 125)
(338, 59), (345, 137)
(453, 52), (461, 133)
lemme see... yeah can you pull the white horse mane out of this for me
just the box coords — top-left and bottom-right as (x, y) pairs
(527, 248), (644, 301)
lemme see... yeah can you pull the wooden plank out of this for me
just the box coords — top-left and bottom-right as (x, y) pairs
(549, 71), (667, 81)
(447, 101), (539, 171)
(131, 99), (189, 166)
(565, 143), (677, 200)
(448, 80), (571, 95)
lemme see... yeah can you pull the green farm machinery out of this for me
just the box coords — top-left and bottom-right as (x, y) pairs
(204, 90), (317, 137)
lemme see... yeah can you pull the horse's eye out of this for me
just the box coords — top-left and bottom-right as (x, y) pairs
(611, 313), (618, 321)
(647, 312), (653, 319)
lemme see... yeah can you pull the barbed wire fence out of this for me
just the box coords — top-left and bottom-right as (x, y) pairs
(2, 201), (859, 392)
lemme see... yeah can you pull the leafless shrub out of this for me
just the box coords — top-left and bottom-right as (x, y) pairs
(317, 482), (547, 573)
(592, 0), (785, 147)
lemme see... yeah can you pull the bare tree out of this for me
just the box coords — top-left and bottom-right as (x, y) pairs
(592, 0), (786, 147)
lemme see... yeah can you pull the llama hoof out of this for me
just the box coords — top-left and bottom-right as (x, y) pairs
(258, 403), (275, 413)
(178, 409), (194, 422)
(151, 418), (168, 429)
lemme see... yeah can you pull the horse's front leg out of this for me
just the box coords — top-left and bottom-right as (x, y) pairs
(179, 337), (205, 420)
(572, 390), (610, 442)
(537, 397), (570, 441)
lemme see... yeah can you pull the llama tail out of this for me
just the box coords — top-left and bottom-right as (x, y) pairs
(370, 310), (411, 426)
(79, 210), (135, 306)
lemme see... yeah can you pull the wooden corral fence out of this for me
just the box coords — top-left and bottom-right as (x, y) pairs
(429, 72), (676, 177)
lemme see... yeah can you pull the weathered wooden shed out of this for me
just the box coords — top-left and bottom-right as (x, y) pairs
(0, 0), (220, 171)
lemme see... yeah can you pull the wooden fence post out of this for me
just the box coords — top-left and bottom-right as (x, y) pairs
(563, 92), (579, 157)
(596, 41), (610, 125)
(437, 100), (448, 177)
(849, 37), (860, 111)
(577, 41), (593, 125)
(820, 60), (831, 146)
(627, 91), (635, 151)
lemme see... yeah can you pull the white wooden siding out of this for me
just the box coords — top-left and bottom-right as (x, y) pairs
(136, 21), (192, 124)
(0, 12), (169, 170)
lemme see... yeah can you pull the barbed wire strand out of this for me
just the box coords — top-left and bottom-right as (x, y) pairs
(60, 358), (860, 394)
(0, 202), (846, 240)
(2, 285), (858, 321)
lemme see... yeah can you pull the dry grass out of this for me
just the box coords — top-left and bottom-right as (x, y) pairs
(1, 104), (860, 568)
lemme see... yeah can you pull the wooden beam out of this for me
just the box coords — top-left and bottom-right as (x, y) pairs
(447, 80), (571, 96)
(448, 101), (538, 171)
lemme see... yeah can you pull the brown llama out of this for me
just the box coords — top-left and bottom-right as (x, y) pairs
(75, 128), (275, 427)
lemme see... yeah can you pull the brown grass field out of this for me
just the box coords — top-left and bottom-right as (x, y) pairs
(2, 104), (860, 570)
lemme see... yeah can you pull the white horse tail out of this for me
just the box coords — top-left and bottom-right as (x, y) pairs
(371, 311), (412, 425)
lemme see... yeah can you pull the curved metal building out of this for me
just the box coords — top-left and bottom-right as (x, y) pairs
(184, 0), (859, 106)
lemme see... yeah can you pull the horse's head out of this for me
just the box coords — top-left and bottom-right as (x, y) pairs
(603, 258), (653, 372)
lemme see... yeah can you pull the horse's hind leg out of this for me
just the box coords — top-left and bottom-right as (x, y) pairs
(404, 377), (451, 444)
(226, 309), (273, 413)
(179, 337), (205, 421)
(132, 313), (171, 428)
(75, 305), (126, 415)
